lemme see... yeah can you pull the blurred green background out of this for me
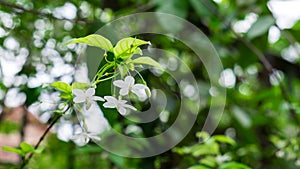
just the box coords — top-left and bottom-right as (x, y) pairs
(0, 0), (300, 168)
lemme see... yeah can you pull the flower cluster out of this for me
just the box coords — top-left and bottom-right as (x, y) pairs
(72, 75), (150, 116)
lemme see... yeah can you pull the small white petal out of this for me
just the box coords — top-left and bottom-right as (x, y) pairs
(119, 99), (127, 104)
(73, 96), (85, 103)
(124, 76), (135, 86)
(119, 88), (129, 96)
(93, 96), (105, 102)
(72, 133), (90, 146)
(73, 89), (84, 96)
(85, 88), (95, 96)
(103, 102), (116, 108)
(104, 96), (117, 103)
(113, 80), (125, 88)
(133, 84), (147, 90)
(123, 104), (137, 111)
(71, 134), (82, 140)
(117, 106), (127, 115)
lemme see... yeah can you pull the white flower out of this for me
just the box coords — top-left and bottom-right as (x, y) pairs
(113, 76), (150, 97)
(71, 131), (101, 146)
(103, 96), (137, 115)
(73, 88), (104, 110)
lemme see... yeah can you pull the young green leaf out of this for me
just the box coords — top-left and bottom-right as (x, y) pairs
(213, 135), (236, 146)
(219, 162), (251, 169)
(191, 142), (220, 157)
(64, 34), (113, 52)
(50, 81), (72, 93)
(131, 56), (164, 71)
(133, 47), (143, 55)
(20, 142), (34, 154)
(34, 148), (44, 154)
(114, 38), (150, 58)
(196, 131), (210, 140)
(199, 156), (217, 168)
(2, 146), (24, 156)
(187, 165), (211, 169)
(59, 93), (73, 100)
(72, 82), (91, 90)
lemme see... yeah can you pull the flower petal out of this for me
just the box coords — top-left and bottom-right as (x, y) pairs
(72, 89), (84, 96)
(118, 99), (127, 104)
(93, 96), (105, 102)
(104, 96), (117, 103)
(119, 88), (129, 96)
(103, 102), (116, 108)
(133, 84), (147, 90)
(72, 133), (90, 146)
(124, 76), (135, 86)
(117, 106), (127, 115)
(85, 88), (95, 97)
(73, 95), (86, 103)
(123, 104), (137, 111)
(113, 80), (125, 88)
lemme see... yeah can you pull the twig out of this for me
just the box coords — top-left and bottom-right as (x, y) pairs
(20, 105), (70, 169)
(19, 106), (28, 164)
(20, 106), (27, 142)
(0, 0), (89, 24)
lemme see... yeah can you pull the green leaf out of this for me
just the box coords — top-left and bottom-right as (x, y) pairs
(34, 148), (44, 154)
(20, 142), (34, 154)
(247, 15), (275, 39)
(133, 47), (143, 55)
(64, 34), (113, 52)
(213, 135), (236, 146)
(50, 81), (72, 93)
(131, 56), (164, 70)
(200, 156), (217, 168)
(196, 131), (210, 140)
(60, 93), (73, 100)
(219, 162), (251, 169)
(191, 142), (220, 157)
(188, 165), (211, 169)
(72, 82), (91, 90)
(113, 38), (150, 58)
(2, 146), (24, 156)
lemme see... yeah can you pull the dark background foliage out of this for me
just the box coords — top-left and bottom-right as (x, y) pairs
(0, 0), (300, 168)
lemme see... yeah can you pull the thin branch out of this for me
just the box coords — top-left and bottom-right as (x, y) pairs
(0, 0), (89, 24)
(20, 106), (27, 142)
(19, 106), (28, 164)
(20, 105), (70, 169)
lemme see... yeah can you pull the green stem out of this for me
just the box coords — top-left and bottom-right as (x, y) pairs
(93, 63), (114, 85)
(134, 69), (147, 85)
